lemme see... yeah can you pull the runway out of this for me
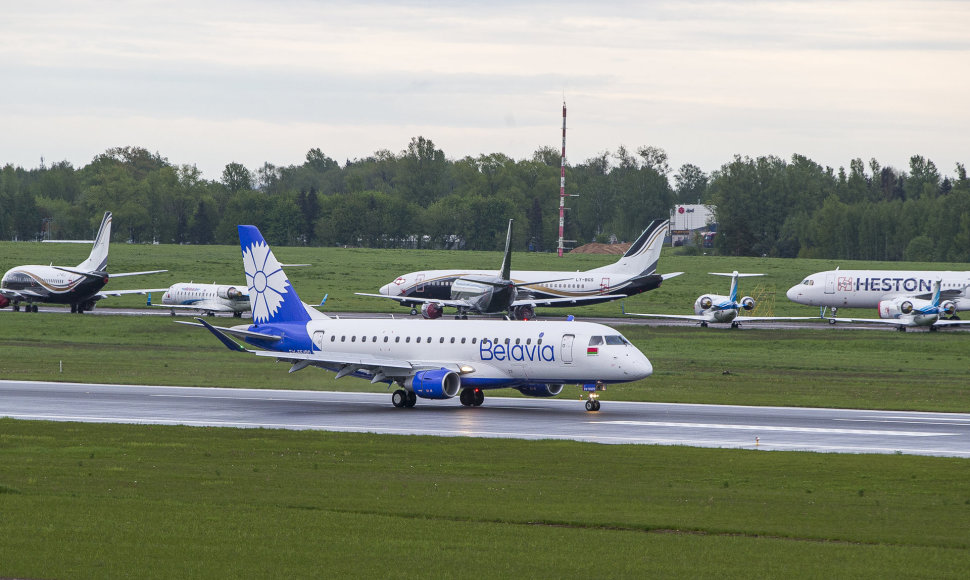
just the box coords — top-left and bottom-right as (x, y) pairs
(3, 380), (969, 457)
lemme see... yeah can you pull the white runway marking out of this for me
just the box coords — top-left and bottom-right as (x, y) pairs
(596, 420), (952, 437)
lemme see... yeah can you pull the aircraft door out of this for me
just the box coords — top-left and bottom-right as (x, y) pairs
(416, 274), (425, 294)
(312, 331), (326, 351)
(561, 334), (574, 364)
(601, 277), (610, 292)
(824, 272), (836, 294)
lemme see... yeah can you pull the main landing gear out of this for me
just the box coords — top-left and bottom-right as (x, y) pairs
(459, 388), (484, 407)
(583, 382), (605, 412)
(391, 389), (417, 408)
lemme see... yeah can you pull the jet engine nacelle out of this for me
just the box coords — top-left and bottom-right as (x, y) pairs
(740, 296), (756, 311)
(698, 296), (713, 310)
(404, 369), (461, 399)
(218, 285), (242, 300)
(940, 300), (957, 316)
(878, 299), (917, 319)
(516, 383), (564, 397)
(511, 305), (535, 320)
(0, 295), (8, 309)
(421, 302), (443, 319)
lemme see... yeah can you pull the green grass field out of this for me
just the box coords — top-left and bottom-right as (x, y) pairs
(3, 242), (970, 577)
(1, 420), (969, 578)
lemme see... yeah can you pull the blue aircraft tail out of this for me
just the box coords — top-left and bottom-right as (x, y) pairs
(238, 225), (312, 325)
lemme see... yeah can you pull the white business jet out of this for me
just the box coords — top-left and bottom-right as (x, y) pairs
(183, 225), (654, 411)
(626, 271), (816, 328)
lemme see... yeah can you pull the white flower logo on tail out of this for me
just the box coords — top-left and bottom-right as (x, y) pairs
(243, 240), (289, 323)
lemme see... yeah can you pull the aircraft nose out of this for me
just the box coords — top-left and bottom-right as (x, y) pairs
(631, 353), (653, 379)
(786, 285), (800, 301)
(381, 281), (402, 296)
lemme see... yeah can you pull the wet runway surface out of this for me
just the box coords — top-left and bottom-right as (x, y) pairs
(3, 380), (969, 457)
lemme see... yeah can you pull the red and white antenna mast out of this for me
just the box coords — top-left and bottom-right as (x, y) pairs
(557, 101), (568, 257)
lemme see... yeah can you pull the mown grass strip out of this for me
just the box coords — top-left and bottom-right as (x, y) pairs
(1, 419), (968, 578)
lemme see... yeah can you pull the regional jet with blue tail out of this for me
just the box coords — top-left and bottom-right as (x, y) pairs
(368, 219), (681, 320)
(625, 271), (815, 328)
(822, 279), (970, 331)
(182, 225), (653, 411)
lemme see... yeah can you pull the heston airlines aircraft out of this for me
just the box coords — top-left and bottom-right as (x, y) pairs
(822, 279), (970, 331)
(0, 212), (166, 313)
(787, 268), (970, 319)
(367, 219), (681, 320)
(626, 271), (815, 328)
(184, 225), (653, 411)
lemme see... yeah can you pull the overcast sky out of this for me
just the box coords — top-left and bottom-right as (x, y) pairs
(3, 1), (968, 181)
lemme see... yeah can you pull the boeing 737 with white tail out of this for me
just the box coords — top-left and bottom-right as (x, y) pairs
(626, 271), (815, 328)
(182, 225), (653, 411)
(369, 219), (681, 320)
(0, 212), (166, 313)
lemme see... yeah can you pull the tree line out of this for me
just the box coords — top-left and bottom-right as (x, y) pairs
(2, 140), (968, 262)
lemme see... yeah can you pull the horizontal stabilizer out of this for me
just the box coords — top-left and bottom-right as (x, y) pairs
(175, 319), (282, 342)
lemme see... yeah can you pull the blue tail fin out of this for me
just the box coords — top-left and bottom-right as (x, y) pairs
(238, 225), (311, 325)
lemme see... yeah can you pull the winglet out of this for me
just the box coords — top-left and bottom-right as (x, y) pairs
(195, 317), (248, 352)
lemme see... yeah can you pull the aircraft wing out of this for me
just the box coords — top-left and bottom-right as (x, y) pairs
(100, 288), (170, 297)
(187, 317), (455, 379)
(355, 292), (472, 310)
(832, 317), (970, 328)
(511, 294), (628, 308)
(625, 312), (713, 322)
(736, 316), (820, 322)
(109, 269), (168, 278)
(0, 288), (45, 300)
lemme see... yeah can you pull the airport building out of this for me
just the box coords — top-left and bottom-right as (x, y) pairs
(669, 204), (716, 247)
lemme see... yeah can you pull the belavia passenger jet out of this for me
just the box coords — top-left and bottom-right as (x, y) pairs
(184, 225), (654, 411)
(0, 212), (166, 313)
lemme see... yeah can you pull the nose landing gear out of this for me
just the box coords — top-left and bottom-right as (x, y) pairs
(583, 382), (605, 412)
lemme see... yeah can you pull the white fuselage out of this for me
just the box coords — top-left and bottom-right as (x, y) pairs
(381, 268), (634, 300)
(249, 317), (653, 387)
(162, 283), (250, 313)
(692, 294), (739, 323)
(787, 270), (970, 310)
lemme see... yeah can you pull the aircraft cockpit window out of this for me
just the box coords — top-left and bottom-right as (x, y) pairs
(803, 279), (814, 285)
(604, 335), (629, 346)
(588, 336), (604, 346)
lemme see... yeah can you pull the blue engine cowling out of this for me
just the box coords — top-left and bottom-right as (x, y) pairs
(516, 383), (564, 397)
(405, 368), (461, 399)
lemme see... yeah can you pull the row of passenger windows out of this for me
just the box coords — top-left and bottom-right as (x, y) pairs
(320, 333), (630, 347)
(327, 333), (543, 345)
